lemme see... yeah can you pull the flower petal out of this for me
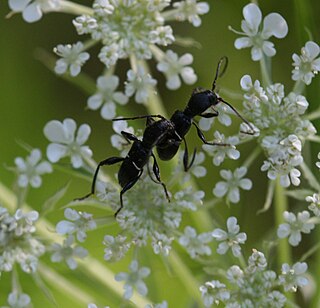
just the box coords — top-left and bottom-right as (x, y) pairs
(263, 13), (288, 39)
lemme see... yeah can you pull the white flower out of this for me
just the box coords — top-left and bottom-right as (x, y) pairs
(54, 42), (90, 76)
(292, 41), (320, 85)
(103, 234), (130, 262)
(14, 148), (52, 188)
(179, 226), (212, 258)
(199, 280), (230, 307)
(149, 25), (175, 46)
(7, 291), (31, 308)
(56, 208), (97, 242)
(202, 131), (240, 166)
(115, 260), (150, 300)
(157, 50), (197, 90)
(306, 193), (320, 216)
(213, 167), (252, 203)
(279, 262), (309, 292)
(125, 66), (157, 104)
(277, 211), (315, 246)
(44, 118), (93, 168)
(51, 235), (88, 270)
(8, 0), (60, 22)
(173, 0), (210, 27)
(230, 3), (288, 61)
(212, 216), (247, 257)
(88, 75), (128, 120)
(151, 232), (173, 256)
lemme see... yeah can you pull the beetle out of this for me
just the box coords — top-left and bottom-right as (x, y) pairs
(76, 116), (174, 217)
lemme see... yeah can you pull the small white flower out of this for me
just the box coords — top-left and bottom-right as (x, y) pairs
(51, 235), (88, 270)
(279, 262), (309, 292)
(230, 3), (288, 61)
(54, 42), (90, 76)
(173, 0), (210, 27)
(157, 50), (197, 90)
(149, 25), (175, 46)
(56, 208), (96, 242)
(199, 280), (230, 307)
(9, 0), (60, 22)
(103, 234), (130, 262)
(7, 291), (31, 308)
(151, 232), (173, 256)
(247, 249), (267, 273)
(277, 211), (315, 246)
(125, 66), (157, 104)
(115, 260), (150, 300)
(306, 193), (320, 216)
(44, 118), (93, 168)
(14, 149), (52, 188)
(203, 132), (240, 166)
(88, 75), (128, 120)
(73, 15), (98, 35)
(110, 120), (136, 153)
(212, 216), (247, 257)
(179, 226), (212, 258)
(292, 41), (320, 85)
(213, 167), (252, 203)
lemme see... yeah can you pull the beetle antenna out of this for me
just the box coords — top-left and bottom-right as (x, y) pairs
(218, 98), (256, 135)
(212, 56), (228, 91)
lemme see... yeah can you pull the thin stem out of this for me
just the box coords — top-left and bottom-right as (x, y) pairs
(274, 178), (292, 265)
(168, 251), (202, 305)
(242, 147), (261, 169)
(259, 55), (272, 87)
(292, 80), (306, 95)
(304, 108), (320, 121)
(300, 161), (320, 192)
(59, 0), (93, 15)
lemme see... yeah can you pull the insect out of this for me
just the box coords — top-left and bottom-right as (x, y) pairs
(76, 117), (174, 217)
(113, 57), (254, 171)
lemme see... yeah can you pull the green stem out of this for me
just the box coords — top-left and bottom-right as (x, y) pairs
(259, 55), (272, 87)
(274, 178), (292, 265)
(304, 108), (320, 121)
(59, 0), (93, 15)
(168, 251), (202, 305)
(242, 147), (261, 169)
(292, 80), (306, 94)
(300, 161), (320, 192)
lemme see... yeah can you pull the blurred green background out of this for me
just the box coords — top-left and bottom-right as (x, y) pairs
(0, 0), (320, 307)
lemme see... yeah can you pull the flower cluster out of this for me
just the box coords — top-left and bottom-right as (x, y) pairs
(200, 249), (308, 307)
(0, 207), (45, 274)
(240, 75), (316, 187)
(101, 176), (204, 260)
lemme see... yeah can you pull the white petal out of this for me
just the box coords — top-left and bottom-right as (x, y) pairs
(213, 182), (228, 197)
(35, 161), (52, 174)
(166, 75), (181, 90)
(56, 221), (75, 235)
(242, 3), (262, 32)
(228, 187), (240, 203)
(18, 174), (28, 187)
(30, 175), (42, 188)
(227, 217), (239, 233)
(71, 154), (83, 168)
(240, 75), (253, 90)
(23, 2), (43, 23)
(113, 92), (129, 105)
(262, 41), (276, 57)
(263, 13), (288, 39)
(277, 224), (290, 238)
(101, 102), (116, 120)
(46, 143), (68, 162)
(76, 124), (91, 145)
(217, 242), (229, 255)
(305, 41), (320, 59)
(251, 46), (263, 61)
(179, 53), (193, 66)
(181, 67), (197, 85)
(239, 179), (252, 190)
(235, 37), (253, 49)
(87, 94), (103, 110)
(212, 229), (228, 241)
(9, 0), (30, 11)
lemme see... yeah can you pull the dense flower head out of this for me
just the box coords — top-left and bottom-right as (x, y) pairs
(98, 176), (204, 256)
(0, 207), (45, 274)
(14, 148), (52, 188)
(200, 249), (288, 307)
(44, 118), (93, 169)
(292, 41), (320, 85)
(306, 193), (320, 216)
(230, 3), (288, 61)
(240, 75), (316, 187)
